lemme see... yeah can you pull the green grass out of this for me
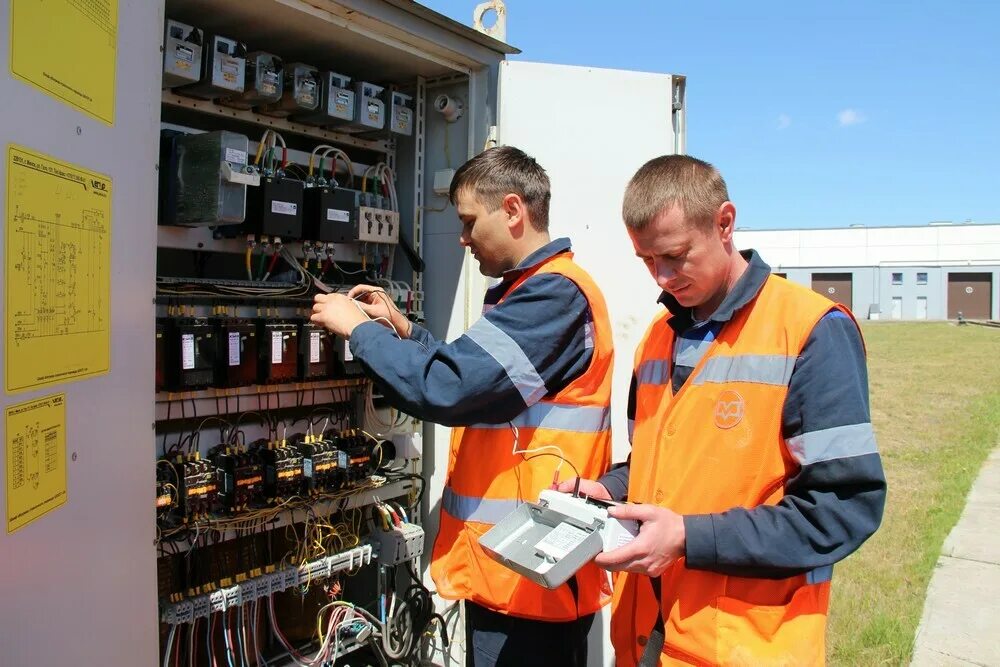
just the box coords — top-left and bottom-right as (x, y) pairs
(828, 322), (1000, 665)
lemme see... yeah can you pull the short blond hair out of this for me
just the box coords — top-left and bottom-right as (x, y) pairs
(622, 155), (730, 230)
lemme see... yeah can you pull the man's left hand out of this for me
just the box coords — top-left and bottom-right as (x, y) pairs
(311, 293), (369, 338)
(593, 504), (686, 577)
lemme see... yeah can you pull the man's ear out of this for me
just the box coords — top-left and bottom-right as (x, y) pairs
(502, 193), (526, 230)
(716, 201), (737, 243)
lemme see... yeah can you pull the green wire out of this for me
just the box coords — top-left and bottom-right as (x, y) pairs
(256, 253), (267, 280)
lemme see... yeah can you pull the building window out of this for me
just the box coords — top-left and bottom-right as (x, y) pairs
(892, 272), (903, 285)
(917, 272), (928, 285)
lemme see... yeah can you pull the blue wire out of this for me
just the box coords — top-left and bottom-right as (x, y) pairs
(223, 608), (235, 667)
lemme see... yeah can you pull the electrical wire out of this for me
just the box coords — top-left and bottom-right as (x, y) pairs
(162, 623), (177, 667)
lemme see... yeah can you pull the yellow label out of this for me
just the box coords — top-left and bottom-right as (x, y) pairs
(5, 145), (112, 393)
(6, 394), (67, 533)
(10, 0), (118, 125)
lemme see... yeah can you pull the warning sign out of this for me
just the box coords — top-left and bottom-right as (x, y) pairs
(10, 0), (118, 125)
(6, 394), (68, 533)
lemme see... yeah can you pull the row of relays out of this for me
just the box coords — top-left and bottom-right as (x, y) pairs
(158, 430), (388, 522)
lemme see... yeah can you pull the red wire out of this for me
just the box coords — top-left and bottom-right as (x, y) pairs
(210, 612), (218, 667)
(281, 147), (288, 169)
(267, 251), (280, 275)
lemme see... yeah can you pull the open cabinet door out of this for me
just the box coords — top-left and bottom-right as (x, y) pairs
(498, 60), (686, 463)
(498, 60), (685, 667)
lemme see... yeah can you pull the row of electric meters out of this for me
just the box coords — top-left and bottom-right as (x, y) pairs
(163, 18), (413, 137)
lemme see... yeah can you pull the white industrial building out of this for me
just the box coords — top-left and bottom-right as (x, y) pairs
(735, 222), (1000, 321)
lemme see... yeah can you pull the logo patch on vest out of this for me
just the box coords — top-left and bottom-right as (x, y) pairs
(714, 390), (745, 429)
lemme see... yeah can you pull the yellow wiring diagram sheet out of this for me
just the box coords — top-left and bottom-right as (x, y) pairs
(5, 145), (112, 393)
(9, 0), (118, 125)
(6, 394), (67, 533)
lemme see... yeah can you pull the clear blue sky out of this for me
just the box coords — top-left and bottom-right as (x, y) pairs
(421, 1), (999, 229)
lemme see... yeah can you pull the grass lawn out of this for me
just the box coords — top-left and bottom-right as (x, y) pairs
(828, 322), (1000, 665)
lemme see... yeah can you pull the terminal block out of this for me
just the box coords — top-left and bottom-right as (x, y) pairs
(369, 523), (425, 566)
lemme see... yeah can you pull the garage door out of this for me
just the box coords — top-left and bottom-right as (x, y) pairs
(948, 273), (992, 319)
(812, 273), (853, 310)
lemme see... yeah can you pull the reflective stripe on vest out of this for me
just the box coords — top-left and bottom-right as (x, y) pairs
(468, 402), (611, 433)
(636, 359), (670, 386)
(441, 487), (520, 524)
(692, 353), (796, 386)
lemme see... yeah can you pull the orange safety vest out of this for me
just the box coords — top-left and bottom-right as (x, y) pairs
(430, 251), (614, 621)
(612, 275), (855, 666)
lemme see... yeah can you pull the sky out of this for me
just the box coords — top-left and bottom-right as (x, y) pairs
(420, 1), (999, 229)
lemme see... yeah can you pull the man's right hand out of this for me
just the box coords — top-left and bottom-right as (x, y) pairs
(553, 477), (612, 500)
(346, 284), (412, 339)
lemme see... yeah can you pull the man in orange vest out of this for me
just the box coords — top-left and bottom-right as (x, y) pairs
(311, 146), (614, 666)
(562, 155), (887, 665)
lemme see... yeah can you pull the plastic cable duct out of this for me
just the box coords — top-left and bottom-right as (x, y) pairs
(160, 543), (374, 625)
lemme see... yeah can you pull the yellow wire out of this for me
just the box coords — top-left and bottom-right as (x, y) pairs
(254, 131), (271, 166)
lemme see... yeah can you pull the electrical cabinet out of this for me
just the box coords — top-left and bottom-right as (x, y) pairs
(0, 2), (685, 666)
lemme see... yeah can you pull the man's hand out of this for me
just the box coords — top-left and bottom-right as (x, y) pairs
(553, 477), (612, 500)
(311, 293), (370, 338)
(346, 285), (412, 338)
(594, 504), (686, 577)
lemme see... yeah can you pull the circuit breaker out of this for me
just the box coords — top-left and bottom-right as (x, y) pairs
(295, 72), (355, 126)
(357, 204), (399, 244)
(338, 336), (363, 377)
(164, 130), (253, 226)
(260, 63), (319, 117)
(258, 321), (299, 383)
(244, 176), (304, 239)
(177, 33), (246, 100)
(167, 319), (216, 390)
(222, 52), (283, 109)
(299, 323), (335, 380)
(214, 319), (258, 387)
(162, 20), (203, 88)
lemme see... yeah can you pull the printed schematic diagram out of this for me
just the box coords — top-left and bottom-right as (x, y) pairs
(9, 207), (107, 343)
(5, 145), (112, 392)
(5, 393), (67, 533)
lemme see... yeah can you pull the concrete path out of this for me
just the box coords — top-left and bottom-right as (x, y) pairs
(911, 448), (1000, 666)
